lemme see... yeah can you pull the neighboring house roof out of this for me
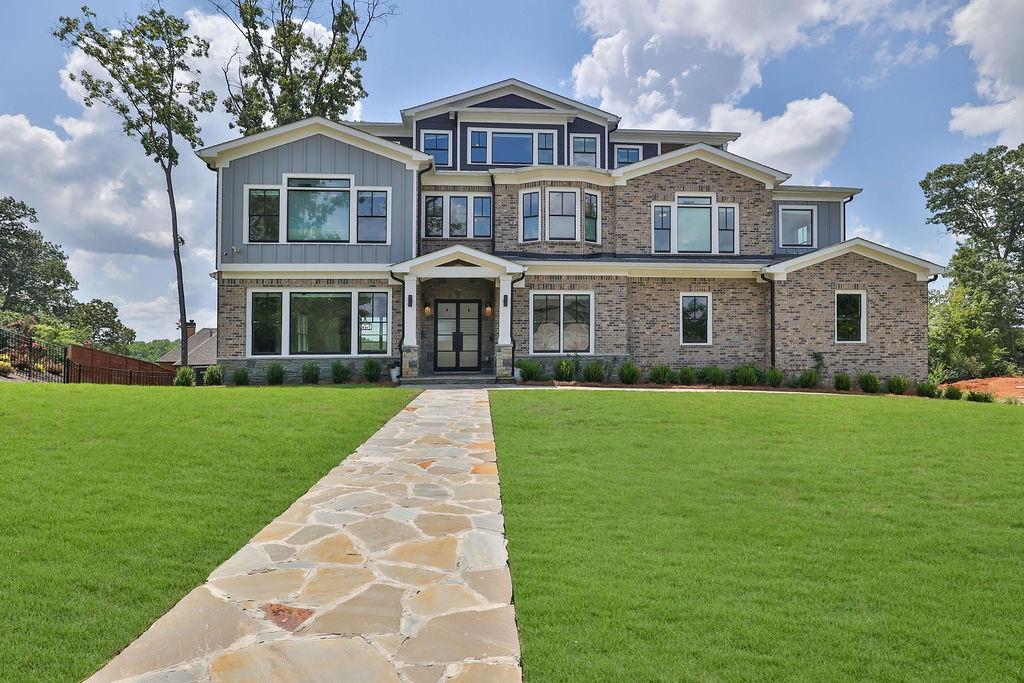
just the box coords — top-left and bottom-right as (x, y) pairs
(158, 328), (218, 367)
(609, 128), (741, 146)
(763, 238), (946, 281)
(773, 184), (863, 201)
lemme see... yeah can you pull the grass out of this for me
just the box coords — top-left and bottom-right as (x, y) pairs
(491, 391), (1024, 681)
(0, 383), (416, 683)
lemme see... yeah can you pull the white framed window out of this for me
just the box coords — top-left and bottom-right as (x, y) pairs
(520, 190), (540, 242)
(651, 192), (737, 255)
(246, 287), (391, 358)
(583, 190), (601, 243)
(243, 185), (281, 243)
(779, 205), (817, 248)
(717, 203), (739, 254)
(546, 188), (580, 240)
(679, 292), (712, 346)
(420, 130), (451, 166)
(529, 291), (594, 355)
(570, 134), (600, 167)
(835, 290), (866, 343)
(421, 192), (493, 239)
(466, 128), (558, 165)
(614, 144), (642, 168)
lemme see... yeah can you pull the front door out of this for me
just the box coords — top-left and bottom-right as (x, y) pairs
(435, 300), (481, 372)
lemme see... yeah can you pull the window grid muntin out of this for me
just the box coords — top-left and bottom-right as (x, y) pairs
(679, 293), (712, 345)
(529, 291), (593, 354)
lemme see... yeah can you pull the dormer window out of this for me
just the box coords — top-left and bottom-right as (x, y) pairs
(421, 131), (451, 166)
(571, 135), (599, 167)
(779, 206), (816, 248)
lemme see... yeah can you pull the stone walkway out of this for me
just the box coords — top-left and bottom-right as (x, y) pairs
(89, 389), (521, 683)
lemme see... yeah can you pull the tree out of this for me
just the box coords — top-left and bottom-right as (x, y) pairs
(55, 7), (218, 367)
(0, 196), (78, 317)
(210, 0), (395, 134)
(127, 338), (177, 362)
(928, 286), (1012, 382)
(70, 299), (137, 354)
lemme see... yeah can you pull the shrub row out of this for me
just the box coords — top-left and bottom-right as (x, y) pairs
(172, 360), (386, 386)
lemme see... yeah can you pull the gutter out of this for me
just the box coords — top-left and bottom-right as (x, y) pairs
(760, 273), (776, 369)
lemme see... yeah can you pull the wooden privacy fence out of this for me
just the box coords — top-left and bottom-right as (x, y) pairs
(66, 360), (174, 386)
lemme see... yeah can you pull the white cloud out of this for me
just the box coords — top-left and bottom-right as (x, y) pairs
(949, 0), (1024, 144)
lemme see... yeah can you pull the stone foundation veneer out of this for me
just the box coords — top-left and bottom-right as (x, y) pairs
(401, 345), (419, 378)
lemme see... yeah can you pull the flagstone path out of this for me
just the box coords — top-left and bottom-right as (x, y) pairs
(88, 389), (521, 683)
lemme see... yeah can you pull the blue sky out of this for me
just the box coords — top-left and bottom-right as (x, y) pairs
(1, 0), (1020, 339)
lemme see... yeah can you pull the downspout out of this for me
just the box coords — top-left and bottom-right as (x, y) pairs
(415, 160), (435, 258)
(927, 274), (939, 284)
(508, 271), (527, 371)
(842, 194), (854, 241)
(760, 273), (776, 369)
(489, 171), (497, 253)
(389, 271), (405, 376)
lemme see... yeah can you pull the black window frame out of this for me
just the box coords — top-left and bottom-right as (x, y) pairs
(424, 195), (444, 237)
(423, 132), (450, 166)
(285, 176), (352, 243)
(584, 191), (599, 243)
(572, 135), (599, 167)
(537, 132), (555, 165)
(653, 205), (672, 253)
(780, 207), (815, 247)
(615, 146), (640, 167)
(718, 206), (736, 254)
(470, 130), (488, 164)
(355, 190), (388, 244)
(247, 188), (281, 243)
(473, 196), (492, 238)
(680, 294), (710, 345)
(448, 195), (469, 238)
(547, 190), (578, 241)
(835, 292), (865, 343)
(522, 191), (540, 242)
(250, 291), (283, 356)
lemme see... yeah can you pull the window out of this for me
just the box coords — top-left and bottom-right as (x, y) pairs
(584, 191), (600, 243)
(718, 206), (736, 254)
(537, 133), (555, 165)
(424, 196), (444, 237)
(358, 292), (389, 354)
(470, 131), (488, 164)
(530, 292), (593, 354)
(473, 196), (492, 238)
(468, 129), (557, 165)
(449, 196), (468, 237)
(780, 206), (815, 247)
(836, 291), (866, 343)
(572, 135), (598, 166)
(251, 292), (282, 355)
(521, 191), (539, 241)
(547, 190), (578, 240)
(615, 146), (641, 167)
(356, 190), (388, 243)
(286, 176), (351, 242)
(247, 188), (280, 242)
(653, 205), (672, 253)
(677, 196), (713, 252)
(290, 292), (352, 354)
(680, 294), (711, 345)
(492, 132), (533, 164)
(422, 131), (450, 166)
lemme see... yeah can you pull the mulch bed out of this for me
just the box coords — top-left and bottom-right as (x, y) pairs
(942, 376), (1024, 399)
(521, 380), (895, 396)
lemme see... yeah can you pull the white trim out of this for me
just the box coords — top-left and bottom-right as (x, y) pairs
(421, 171), (493, 187)
(679, 292), (713, 346)
(545, 188), (581, 241)
(241, 184), (284, 245)
(773, 185), (861, 202)
(491, 166), (615, 186)
(612, 142), (790, 188)
(761, 237), (946, 281)
(609, 128), (739, 146)
(216, 167), (224, 269)
(778, 204), (818, 249)
(519, 189), (541, 243)
(569, 133), (601, 168)
(835, 290), (867, 344)
(651, 192), (725, 255)
(613, 144), (643, 168)
(528, 290), (596, 355)
(466, 127), (558, 166)
(221, 263), (386, 272)
(583, 189), (602, 244)
(420, 191), (494, 239)
(419, 129), (452, 167)
(519, 261), (762, 279)
(245, 286), (393, 359)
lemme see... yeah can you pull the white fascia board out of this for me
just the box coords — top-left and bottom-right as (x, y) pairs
(519, 260), (763, 279)
(612, 143), (790, 188)
(761, 238), (946, 281)
(421, 171), (494, 187)
(490, 166), (616, 187)
(391, 244), (526, 274)
(610, 129), (740, 145)
(452, 108), (577, 126)
(219, 265), (393, 280)
(773, 185), (863, 201)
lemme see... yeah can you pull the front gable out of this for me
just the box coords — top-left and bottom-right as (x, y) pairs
(612, 143), (790, 188)
(470, 93), (553, 110)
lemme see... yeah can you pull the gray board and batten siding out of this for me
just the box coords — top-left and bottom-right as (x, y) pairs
(772, 200), (845, 255)
(220, 133), (415, 265)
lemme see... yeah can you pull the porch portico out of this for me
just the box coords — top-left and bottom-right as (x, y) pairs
(391, 246), (526, 378)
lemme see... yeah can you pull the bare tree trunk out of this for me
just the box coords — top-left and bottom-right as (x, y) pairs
(163, 161), (189, 368)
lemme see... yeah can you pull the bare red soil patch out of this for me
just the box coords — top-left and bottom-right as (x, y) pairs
(943, 376), (1024, 399)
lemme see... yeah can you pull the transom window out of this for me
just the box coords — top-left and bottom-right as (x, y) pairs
(547, 190), (578, 240)
(680, 293), (711, 345)
(468, 129), (557, 165)
(422, 193), (493, 239)
(422, 131), (451, 166)
(521, 191), (540, 241)
(651, 193), (736, 254)
(571, 135), (599, 167)
(530, 292), (593, 354)
(615, 145), (641, 167)
(835, 291), (866, 343)
(584, 191), (600, 243)
(248, 289), (390, 357)
(780, 206), (816, 247)
(247, 188), (280, 242)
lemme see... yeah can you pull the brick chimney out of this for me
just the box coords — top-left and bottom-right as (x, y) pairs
(185, 320), (196, 338)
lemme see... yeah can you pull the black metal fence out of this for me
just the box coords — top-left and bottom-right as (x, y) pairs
(66, 360), (174, 386)
(0, 328), (68, 383)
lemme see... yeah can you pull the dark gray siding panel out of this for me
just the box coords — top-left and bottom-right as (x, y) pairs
(414, 113), (456, 168)
(568, 118), (608, 168)
(458, 121), (566, 169)
(471, 94), (552, 109)
(383, 136), (414, 148)
(773, 200), (844, 255)
(611, 142), (660, 166)
(221, 133), (415, 265)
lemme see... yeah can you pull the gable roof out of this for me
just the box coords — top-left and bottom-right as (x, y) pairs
(158, 328), (218, 367)
(391, 245), (526, 276)
(763, 238), (945, 281)
(611, 143), (791, 187)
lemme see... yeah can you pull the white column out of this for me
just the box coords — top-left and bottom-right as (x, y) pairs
(498, 275), (513, 346)
(403, 275), (418, 347)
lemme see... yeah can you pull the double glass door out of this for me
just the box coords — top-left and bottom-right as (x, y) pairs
(435, 300), (481, 371)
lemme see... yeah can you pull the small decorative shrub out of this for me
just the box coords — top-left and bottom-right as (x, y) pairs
(516, 359), (544, 381)
(232, 367), (250, 386)
(732, 364), (760, 386)
(0, 358), (11, 376)
(265, 363), (285, 385)
(858, 372), (880, 394)
(362, 359), (382, 383)
(331, 360), (352, 384)
(676, 367), (696, 385)
(916, 381), (939, 398)
(173, 366), (196, 387)
(32, 362), (45, 373)
(966, 390), (995, 403)
(302, 361), (321, 384)
(766, 367), (784, 387)
(582, 361), (605, 383)
(943, 385), (963, 400)
(553, 357), (576, 382)
(698, 366), (728, 386)
(833, 372), (852, 391)
(649, 364), (674, 385)
(203, 364), (223, 386)
(797, 369), (820, 389)
(618, 361), (641, 385)
(886, 375), (910, 395)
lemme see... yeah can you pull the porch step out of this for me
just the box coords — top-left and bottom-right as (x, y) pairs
(400, 373), (499, 386)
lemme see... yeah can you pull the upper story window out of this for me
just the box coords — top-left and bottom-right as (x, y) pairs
(286, 176), (352, 243)
(422, 131), (451, 166)
(571, 135), (599, 167)
(422, 193), (492, 239)
(615, 145), (641, 167)
(469, 128), (557, 166)
(521, 190), (540, 242)
(356, 190), (389, 243)
(676, 196), (713, 252)
(651, 193), (737, 255)
(246, 188), (280, 243)
(835, 291), (866, 343)
(470, 131), (488, 164)
(718, 206), (737, 254)
(538, 133), (555, 165)
(779, 206), (816, 248)
(584, 191), (600, 243)
(473, 197), (492, 238)
(547, 189), (578, 240)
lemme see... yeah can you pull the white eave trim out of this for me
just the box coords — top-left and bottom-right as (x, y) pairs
(517, 260), (764, 279)
(609, 128), (740, 145)
(421, 171), (494, 187)
(390, 244), (526, 275)
(217, 263), (393, 279)
(611, 143), (791, 188)
(773, 185), (863, 201)
(761, 238), (946, 281)
(490, 165), (615, 187)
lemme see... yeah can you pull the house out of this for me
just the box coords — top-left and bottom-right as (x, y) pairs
(157, 321), (218, 382)
(196, 78), (943, 384)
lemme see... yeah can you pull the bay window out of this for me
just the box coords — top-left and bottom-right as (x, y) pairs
(547, 190), (578, 240)
(780, 206), (815, 247)
(248, 289), (390, 356)
(835, 291), (866, 343)
(680, 293), (711, 345)
(521, 191), (540, 241)
(584, 191), (600, 243)
(422, 193), (493, 238)
(530, 291), (593, 354)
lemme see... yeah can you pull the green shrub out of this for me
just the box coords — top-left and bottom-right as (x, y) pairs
(173, 366), (196, 387)
(732, 364), (760, 386)
(516, 359), (544, 381)
(797, 369), (820, 389)
(582, 361), (604, 383)
(966, 390), (995, 403)
(302, 361), (320, 384)
(698, 366), (728, 386)
(833, 372), (852, 391)
(554, 357), (576, 381)
(265, 363), (285, 385)
(617, 362), (641, 385)
(231, 367), (249, 386)
(916, 381), (939, 398)
(649, 364), (674, 385)
(766, 367), (784, 387)
(886, 375), (910, 395)
(203, 364), (223, 386)
(362, 358), (382, 382)
(943, 385), (963, 400)
(858, 372), (880, 394)
(676, 367), (696, 385)
(331, 360), (352, 384)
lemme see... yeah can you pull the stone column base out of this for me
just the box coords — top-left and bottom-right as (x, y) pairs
(401, 346), (419, 378)
(495, 344), (514, 378)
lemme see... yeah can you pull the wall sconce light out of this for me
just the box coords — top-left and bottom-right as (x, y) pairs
(484, 302), (493, 318)
(503, 294), (509, 307)
(423, 304), (432, 317)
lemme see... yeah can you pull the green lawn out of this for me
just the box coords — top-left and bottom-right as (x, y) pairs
(0, 383), (416, 683)
(491, 391), (1024, 681)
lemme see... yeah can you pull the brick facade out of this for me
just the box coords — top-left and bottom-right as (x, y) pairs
(494, 180), (612, 255)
